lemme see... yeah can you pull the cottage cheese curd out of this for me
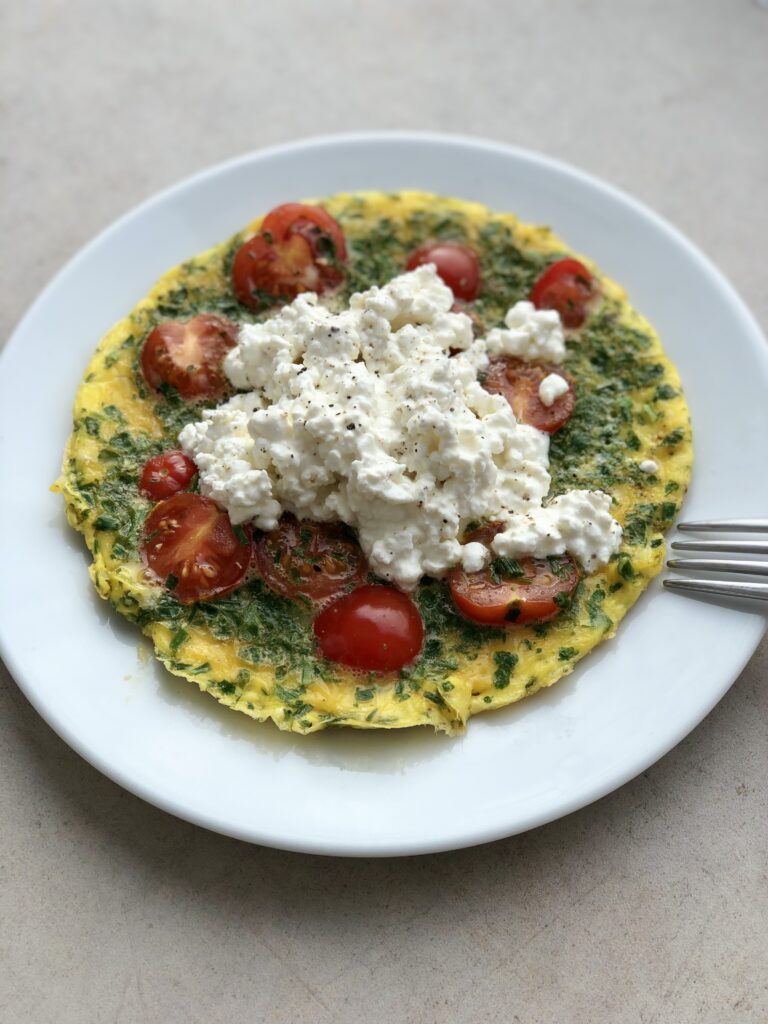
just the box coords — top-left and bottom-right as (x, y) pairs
(484, 301), (566, 363)
(538, 372), (570, 407)
(179, 266), (621, 589)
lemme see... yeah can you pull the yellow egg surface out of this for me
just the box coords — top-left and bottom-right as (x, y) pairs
(58, 191), (692, 735)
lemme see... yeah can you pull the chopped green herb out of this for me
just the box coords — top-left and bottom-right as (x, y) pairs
(548, 556), (571, 580)
(186, 662), (211, 676)
(169, 628), (188, 652)
(424, 691), (445, 707)
(617, 553), (636, 581)
(660, 428), (685, 448)
(587, 586), (612, 631)
(93, 515), (119, 531)
(489, 557), (525, 583)
(492, 651), (518, 689)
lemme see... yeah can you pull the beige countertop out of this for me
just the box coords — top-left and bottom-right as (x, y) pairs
(2, 2), (767, 1021)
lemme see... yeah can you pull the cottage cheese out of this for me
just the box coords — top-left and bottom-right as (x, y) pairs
(538, 372), (570, 407)
(484, 301), (566, 363)
(179, 266), (621, 589)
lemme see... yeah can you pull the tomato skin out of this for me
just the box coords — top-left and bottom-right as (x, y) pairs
(232, 233), (320, 307)
(262, 203), (347, 261)
(313, 585), (424, 673)
(141, 493), (251, 604)
(232, 203), (346, 309)
(139, 451), (197, 501)
(255, 514), (368, 604)
(530, 258), (595, 329)
(482, 357), (575, 434)
(447, 523), (579, 627)
(406, 241), (481, 301)
(140, 314), (238, 400)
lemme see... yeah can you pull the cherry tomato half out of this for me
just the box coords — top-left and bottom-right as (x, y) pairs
(255, 514), (368, 604)
(313, 585), (424, 673)
(139, 450), (198, 501)
(482, 357), (576, 434)
(262, 203), (347, 262)
(530, 258), (596, 329)
(448, 523), (579, 627)
(142, 493), (251, 604)
(406, 241), (481, 301)
(232, 203), (346, 309)
(140, 314), (238, 400)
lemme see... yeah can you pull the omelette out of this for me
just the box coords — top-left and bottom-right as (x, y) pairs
(58, 191), (692, 734)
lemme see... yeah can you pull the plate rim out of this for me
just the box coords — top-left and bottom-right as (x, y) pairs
(1, 131), (766, 857)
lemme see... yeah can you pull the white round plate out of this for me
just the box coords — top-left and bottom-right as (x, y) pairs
(1, 133), (766, 856)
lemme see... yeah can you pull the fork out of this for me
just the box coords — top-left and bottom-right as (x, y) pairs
(664, 518), (768, 600)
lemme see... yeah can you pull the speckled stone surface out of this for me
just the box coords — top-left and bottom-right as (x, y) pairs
(2, 2), (767, 1021)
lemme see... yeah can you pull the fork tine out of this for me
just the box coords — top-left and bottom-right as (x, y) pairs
(671, 539), (768, 555)
(677, 518), (768, 532)
(663, 579), (768, 600)
(666, 558), (768, 576)
(666, 519), (768, 602)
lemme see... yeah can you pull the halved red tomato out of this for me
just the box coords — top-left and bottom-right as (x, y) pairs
(482, 357), (575, 434)
(262, 203), (347, 261)
(140, 314), (237, 400)
(232, 203), (346, 309)
(447, 523), (579, 626)
(530, 258), (595, 329)
(255, 514), (368, 604)
(313, 585), (424, 673)
(141, 493), (251, 604)
(406, 241), (481, 301)
(139, 450), (197, 501)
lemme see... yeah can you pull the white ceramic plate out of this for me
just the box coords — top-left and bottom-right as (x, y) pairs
(1, 133), (766, 856)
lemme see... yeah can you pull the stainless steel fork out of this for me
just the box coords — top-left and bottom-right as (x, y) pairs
(664, 519), (768, 600)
